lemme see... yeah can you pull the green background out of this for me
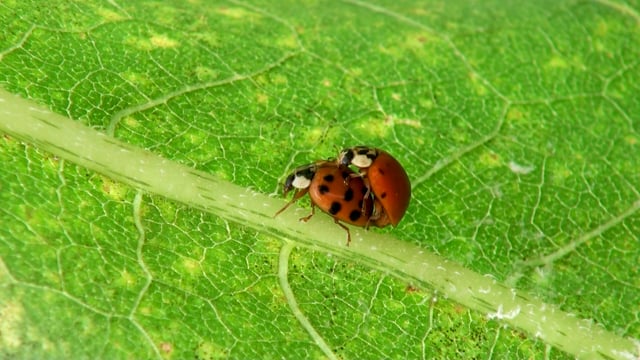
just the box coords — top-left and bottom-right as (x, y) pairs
(1, 0), (639, 359)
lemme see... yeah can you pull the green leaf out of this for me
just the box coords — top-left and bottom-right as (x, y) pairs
(1, 1), (639, 359)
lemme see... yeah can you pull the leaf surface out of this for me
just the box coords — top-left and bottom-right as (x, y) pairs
(1, 1), (639, 359)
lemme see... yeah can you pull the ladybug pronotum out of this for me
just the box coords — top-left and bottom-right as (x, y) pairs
(275, 160), (390, 245)
(338, 146), (411, 226)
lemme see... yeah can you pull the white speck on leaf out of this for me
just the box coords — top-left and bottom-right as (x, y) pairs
(508, 161), (534, 175)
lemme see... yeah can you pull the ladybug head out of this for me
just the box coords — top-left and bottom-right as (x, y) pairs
(282, 173), (298, 196)
(339, 146), (378, 168)
(282, 164), (317, 196)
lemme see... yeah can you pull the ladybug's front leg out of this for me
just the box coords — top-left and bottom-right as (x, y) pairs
(342, 170), (365, 186)
(274, 188), (309, 217)
(359, 176), (373, 215)
(299, 203), (316, 222)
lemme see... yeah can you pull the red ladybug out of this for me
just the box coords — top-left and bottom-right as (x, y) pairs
(275, 160), (390, 245)
(337, 146), (411, 226)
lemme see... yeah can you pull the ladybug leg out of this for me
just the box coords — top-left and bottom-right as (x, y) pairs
(342, 171), (363, 186)
(333, 218), (352, 246)
(274, 188), (309, 217)
(368, 199), (392, 228)
(364, 201), (378, 230)
(368, 208), (380, 225)
(360, 181), (373, 214)
(299, 203), (316, 222)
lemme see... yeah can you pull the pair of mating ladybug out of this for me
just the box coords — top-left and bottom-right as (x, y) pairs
(275, 146), (411, 245)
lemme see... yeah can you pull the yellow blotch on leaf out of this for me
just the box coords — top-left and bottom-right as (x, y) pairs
(404, 32), (434, 50)
(272, 74), (288, 85)
(352, 117), (391, 138)
(125, 34), (177, 51)
(195, 341), (229, 360)
(118, 269), (137, 288)
(101, 177), (128, 201)
(479, 151), (502, 168)
(187, 130), (206, 146)
(300, 127), (325, 145)
(624, 135), (637, 145)
(98, 8), (125, 21)
(547, 55), (568, 69)
(276, 35), (298, 49)
(216, 7), (261, 20)
(122, 72), (151, 88)
(394, 117), (422, 128)
(150, 34), (178, 48)
(550, 165), (572, 185)
(506, 107), (525, 122)
(418, 98), (434, 109)
(181, 257), (201, 276)
(124, 116), (140, 128)
(255, 74), (288, 86)
(0, 302), (23, 349)
(595, 20), (608, 37)
(256, 92), (269, 104)
(195, 66), (219, 81)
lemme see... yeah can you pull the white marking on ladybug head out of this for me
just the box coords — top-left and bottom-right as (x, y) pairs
(291, 174), (312, 189)
(351, 153), (373, 168)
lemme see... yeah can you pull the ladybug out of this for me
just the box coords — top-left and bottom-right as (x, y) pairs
(275, 160), (391, 245)
(337, 146), (411, 226)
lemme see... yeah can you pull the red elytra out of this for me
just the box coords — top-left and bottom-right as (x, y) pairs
(275, 160), (390, 245)
(337, 146), (411, 226)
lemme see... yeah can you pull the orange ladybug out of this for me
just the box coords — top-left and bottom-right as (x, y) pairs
(275, 160), (390, 245)
(337, 146), (411, 226)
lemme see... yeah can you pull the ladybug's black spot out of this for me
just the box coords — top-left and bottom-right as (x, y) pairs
(349, 210), (362, 221)
(344, 188), (354, 201)
(319, 185), (330, 194)
(361, 187), (368, 195)
(324, 174), (335, 182)
(377, 168), (385, 175)
(380, 192), (387, 199)
(329, 202), (342, 215)
(341, 171), (350, 179)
